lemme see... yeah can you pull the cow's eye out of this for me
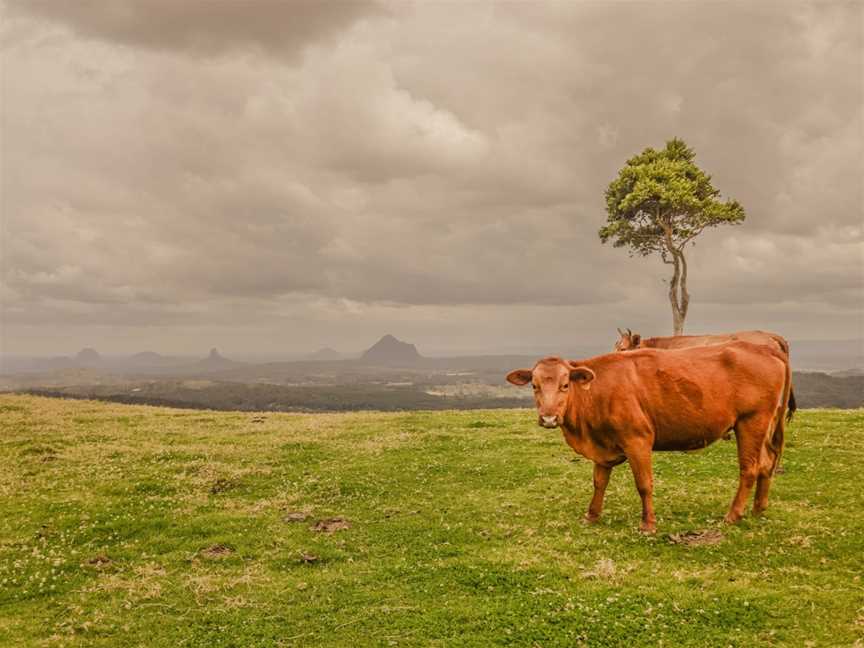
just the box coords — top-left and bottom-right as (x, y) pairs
(532, 384), (540, 392)
(560, 384), (569, 391)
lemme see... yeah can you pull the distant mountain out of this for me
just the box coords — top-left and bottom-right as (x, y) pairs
(306, 347), (345, 361)
(75, 348), (101, 367)
(361, 334), (422, 366)
(194, 348), (243, 372)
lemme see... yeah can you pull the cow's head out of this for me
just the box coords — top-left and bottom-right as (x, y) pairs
(506, 356), (595, 428)
(614, 327), (641, 351)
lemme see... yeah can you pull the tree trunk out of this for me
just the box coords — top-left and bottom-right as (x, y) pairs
(671, 304), (685, 336)
(668, 248), (689, 336)
(661, 217), (691, 336)
(678, 249), (690, 329)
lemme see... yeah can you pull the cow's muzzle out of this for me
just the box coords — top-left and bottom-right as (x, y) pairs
(539, 415), (559, 429)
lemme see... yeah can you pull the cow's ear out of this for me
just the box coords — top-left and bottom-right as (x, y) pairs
(632, 334), (641, 346)
(569, 365), (596, 389)
(506, 369), (533, 386)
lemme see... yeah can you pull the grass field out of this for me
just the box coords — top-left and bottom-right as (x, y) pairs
(0, 394), (862, 647)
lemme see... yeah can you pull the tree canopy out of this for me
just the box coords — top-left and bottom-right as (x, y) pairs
(599, 138), (745, 260)
(598, 138), (746, 335)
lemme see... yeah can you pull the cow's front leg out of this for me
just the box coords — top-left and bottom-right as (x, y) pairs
(584, 463), (613, 523)
(627, 448), (656, 534)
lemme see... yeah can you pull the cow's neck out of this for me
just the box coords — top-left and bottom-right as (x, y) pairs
(561, 394), (622, 464)
(559, 391), (596, 457)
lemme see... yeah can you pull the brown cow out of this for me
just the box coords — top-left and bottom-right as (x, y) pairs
(614, 328), (797, 422)
(506, 341), (790, 533)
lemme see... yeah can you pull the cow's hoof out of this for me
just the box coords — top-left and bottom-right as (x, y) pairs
(723, 512), (742, 524)
(639, 523), (656, 535)
(583, 513), (600, 525)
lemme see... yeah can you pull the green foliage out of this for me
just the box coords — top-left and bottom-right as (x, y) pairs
(599, 138), (745, 258)
(1, 395), (863, 647)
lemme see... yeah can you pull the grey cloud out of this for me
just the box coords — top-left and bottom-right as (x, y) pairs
(6, 0), (383, 58)
(1, 1), (861, 354)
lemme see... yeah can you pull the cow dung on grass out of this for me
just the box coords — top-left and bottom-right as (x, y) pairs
(311, 517), (350, 533)
(200, 544), (234, 559)
(667, 529), (725, 546)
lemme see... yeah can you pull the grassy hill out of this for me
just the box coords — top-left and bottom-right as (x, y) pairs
(0, 395), (862, 647)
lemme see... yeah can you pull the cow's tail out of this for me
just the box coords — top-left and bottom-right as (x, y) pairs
(769, 409), (785, 476)
(769, 356), (792, 475)
(769, 334), (796, 424)
(786, 386), (797, 423)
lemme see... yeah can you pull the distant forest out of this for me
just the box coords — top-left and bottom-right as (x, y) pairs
(17, 371), (863, 413)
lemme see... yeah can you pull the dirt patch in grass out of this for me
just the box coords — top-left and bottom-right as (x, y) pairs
(667, 529), (725, 546)
(35, 524), (53, 539)
(284, 511), (311, 522)
(786, 535), (812, 547)
(299, 552), (319, 563)
(20, 445), (59, 461)
(209, 478), (238, 494)
(311, 517), (350, 533)
(200, 544), (234, 559)
(85, 554), (113, 569)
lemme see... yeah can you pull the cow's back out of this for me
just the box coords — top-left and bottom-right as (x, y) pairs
(580, 342), (787, 451)
(642, 330), (788, 355)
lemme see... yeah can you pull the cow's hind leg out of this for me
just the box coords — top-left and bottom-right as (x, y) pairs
(754, 405), (786, 515)
(726, 412), (776, 524)
(755, 362), (790, 515)
(585, 463), (613, 523)
(753, 469), (773, 517)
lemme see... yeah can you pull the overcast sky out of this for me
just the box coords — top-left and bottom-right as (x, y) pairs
(1, 1), (862, 357)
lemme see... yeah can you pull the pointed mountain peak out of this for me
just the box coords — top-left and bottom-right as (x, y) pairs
(362, 334), (422, 365)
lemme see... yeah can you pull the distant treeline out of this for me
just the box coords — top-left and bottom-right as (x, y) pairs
(16, 383), (525, 413)
(12, 370), (863, 413)
(791, 372), (864, 409)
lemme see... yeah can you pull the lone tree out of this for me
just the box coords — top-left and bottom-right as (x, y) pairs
(599, 138), (745, 335)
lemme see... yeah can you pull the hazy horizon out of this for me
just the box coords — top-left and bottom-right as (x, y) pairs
(3, 334), (862, 364)
(2, 1), (862, 357)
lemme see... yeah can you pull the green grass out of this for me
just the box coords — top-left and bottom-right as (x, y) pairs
(0, 395), (862, 647)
